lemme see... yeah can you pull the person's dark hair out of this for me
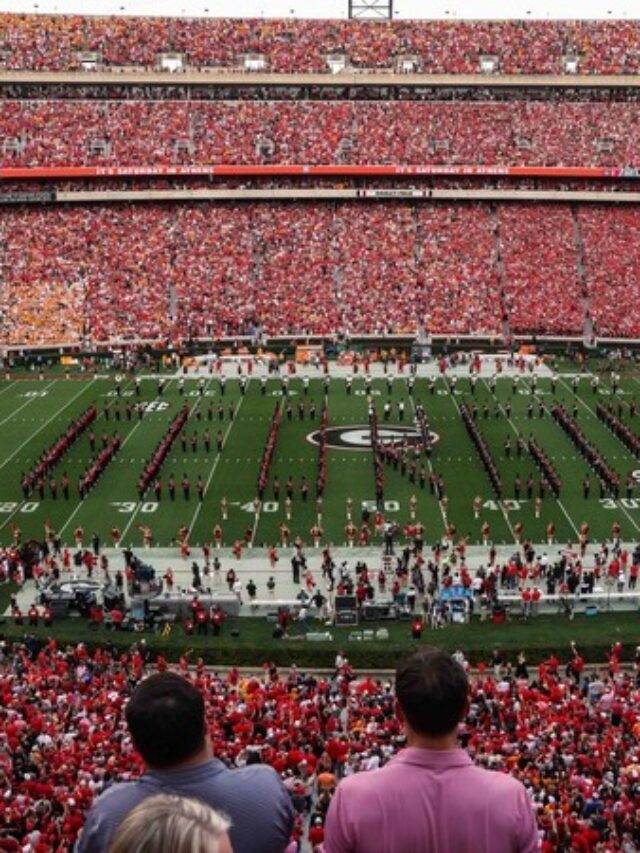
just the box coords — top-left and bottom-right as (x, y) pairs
(125, 673), (206, 768)
(395, 647), (469, 737)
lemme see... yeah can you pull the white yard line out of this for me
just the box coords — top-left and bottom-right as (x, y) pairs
(116, 380), (187, 545)
(0, 380), (17, 400)
(0, 380), (100, 535)
(498, 377), (581, 539)
(250, 393), (289, 547)
(188, 383), (246, 541)
(0, 508), (23, 534)
(59, 447), (143, 539)
(250, 497), (261, 546)
(58, 379), (153, 539)
(447, 377), (517, 542)
(408, 394), (448, 532)
(118, 508), (140, 546)
(555, 500), (583, 539)
(617, 504), (640, 535)
(3, 376), (136, 538)
(0, 379), (58, 427)
(0, 500), (30, 534)
(558, 376), (599, 419)
(587, 376), (640, 533)
(582, 378), (640, 534)
(0, 379), (94, 473)
(556, 376), (640, 536)
(56, 499), (85, 538)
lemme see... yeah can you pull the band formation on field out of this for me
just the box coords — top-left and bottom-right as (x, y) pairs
(2, 356), (640, 553)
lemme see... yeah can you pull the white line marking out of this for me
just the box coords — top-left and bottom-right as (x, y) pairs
(188, 389), (245, 539)
(53, 378), (165, 541)
(409, 391), (447, 532)
(556, 376), (640, 534)
(116, 380), (184, 544)
(0, 380), (91, 473)
(488, 376), (580, 539)
(0, 380), (17, 400)
(0, 380), (57, 427)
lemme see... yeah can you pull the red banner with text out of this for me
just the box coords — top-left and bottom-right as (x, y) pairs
(0, 164), (636, 180)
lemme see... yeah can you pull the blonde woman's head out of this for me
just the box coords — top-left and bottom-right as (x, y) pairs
(107, 794), (232, 853)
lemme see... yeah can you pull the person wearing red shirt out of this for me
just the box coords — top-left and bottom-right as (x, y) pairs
(110, 608), (124, 630)
(391, 578), (401, 602)
(546, 653), (559, 675)
(211, 606), (225, 637)
(411, 616), (424, 639)
(568, 643), (585, 683)
(608, 654), (621, 677)
(196, 607), (208, 636)
(308, 816), (325, 850)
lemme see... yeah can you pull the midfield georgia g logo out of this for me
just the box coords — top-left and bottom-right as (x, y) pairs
(306, 425), (440, 451)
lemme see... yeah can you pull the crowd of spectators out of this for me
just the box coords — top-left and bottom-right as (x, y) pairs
(416, 204), (501, 336)
(578, 206), (640, 339)
(3, 99), (640, 167)
(499, 204), (586, 336)
(4, 15), (640, 74)
(2, 200), (639, 344)
(0, 631), (637, 850)
(333, 203), (418, 335)
(0, 207), (87, 346)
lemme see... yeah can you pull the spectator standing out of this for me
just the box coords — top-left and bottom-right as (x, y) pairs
(323, 647), (538, 853)
(77, 672), (294, 853)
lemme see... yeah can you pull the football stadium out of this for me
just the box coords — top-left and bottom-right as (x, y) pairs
(0, 2), (639, 850)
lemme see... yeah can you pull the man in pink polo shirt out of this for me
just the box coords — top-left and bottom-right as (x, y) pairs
(323, 647), (539, 853)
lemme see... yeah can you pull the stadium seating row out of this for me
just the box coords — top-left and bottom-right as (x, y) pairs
(0, 630), (637, 851)
(3, 15), (640, 74)
(0, 201), (637, 344)
(2, 100), (640, 167)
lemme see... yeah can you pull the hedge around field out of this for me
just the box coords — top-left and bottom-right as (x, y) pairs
(2, 582), (638, 668)
(1, 630), (637, 669)
(1, 618), (638, 669)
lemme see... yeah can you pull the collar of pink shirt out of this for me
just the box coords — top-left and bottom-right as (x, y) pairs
(389, 746), (474, 769)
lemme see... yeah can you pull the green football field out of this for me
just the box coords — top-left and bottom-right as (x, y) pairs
(1, 368), (640, 549)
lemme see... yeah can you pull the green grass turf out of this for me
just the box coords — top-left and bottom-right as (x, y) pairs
(0, 369), (639, 548)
